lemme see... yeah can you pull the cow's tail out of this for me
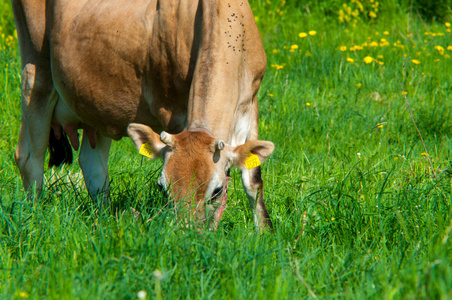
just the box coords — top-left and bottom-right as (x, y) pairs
(48, 128), (73, 167)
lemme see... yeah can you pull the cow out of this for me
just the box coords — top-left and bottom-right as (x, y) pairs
(12, 0), (274, 230)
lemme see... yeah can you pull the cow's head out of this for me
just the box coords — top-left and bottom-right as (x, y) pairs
(127, 123), (274, 228)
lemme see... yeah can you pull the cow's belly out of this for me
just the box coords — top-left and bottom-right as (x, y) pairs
(50, 37), (163, 142)
(50, 81), (162, 141)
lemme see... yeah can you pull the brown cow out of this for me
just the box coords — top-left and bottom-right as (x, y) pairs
(12, 0), (274, 230)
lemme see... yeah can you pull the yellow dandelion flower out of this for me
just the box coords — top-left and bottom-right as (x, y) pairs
(437, 33), (444, 36)
(377, 124), (384, 129)
(431, 33), (437, 37)
(412, 59), (420, 65)
(272, 49), (280, 54)
(305, 50), (312, 56)
(340, 46), (347, 51)
(331, 217), (335, 221)
(299, 32), (307, 38)
(364, 56), (373, 63)
(424, 32), (430, 35)
(383, 31), (389, 35)
(377, 55), (384, 59)
(346, 57), (355, 63)
(339, 9), (345, 21)
(402, 91), (407, 95)
(369, 11), (377, 18)
(309, 30), (317, 36)
(254, 16), (259, 22)
(445, 54), (450, 59)
(446, 22), (451, 28)
(271, 64), (284, 70)
(421, 152), (429, 157)
(291, 44), (299, 50)
(435, 45), (445, 55)
(356, 83), (362, 88)
(369, 41), (378, 47)
(448, 29), (451, 33)
(357, 2), (364, 11)
(447, 46), (452, 51)
(306, 102), (311, 106)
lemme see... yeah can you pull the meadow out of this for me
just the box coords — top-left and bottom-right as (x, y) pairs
(1, 0), (452, 298)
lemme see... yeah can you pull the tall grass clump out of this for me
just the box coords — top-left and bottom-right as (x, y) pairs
(1, 0), (452, 298)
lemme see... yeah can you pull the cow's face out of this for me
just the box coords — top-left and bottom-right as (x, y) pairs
(127, 123), (274, 228)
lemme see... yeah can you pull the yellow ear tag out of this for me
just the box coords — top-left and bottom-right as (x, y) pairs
(244, 153), (261, 170)
(139, 143), (154, 158)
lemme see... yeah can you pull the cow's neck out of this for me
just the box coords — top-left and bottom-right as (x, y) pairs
(185, 0), (262, 145)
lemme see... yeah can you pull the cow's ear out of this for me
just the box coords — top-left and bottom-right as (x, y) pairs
(127, 123), (166, 159)
(230, 140), (274, 169)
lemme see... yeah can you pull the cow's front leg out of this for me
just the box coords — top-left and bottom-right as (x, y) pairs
(79, 130), (112, 208)
(14, 64), (56, 200)
(241, 166), (273, 231)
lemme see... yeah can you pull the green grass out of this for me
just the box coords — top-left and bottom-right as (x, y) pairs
(1, 0), (452, 298)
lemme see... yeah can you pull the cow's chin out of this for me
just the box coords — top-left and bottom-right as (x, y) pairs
(174, 205), (225, 232)
(172, 198), (227, 232)
(171, 179), (230, 232)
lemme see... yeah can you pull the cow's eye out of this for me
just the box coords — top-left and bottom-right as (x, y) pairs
(212, 187), (223, 199)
